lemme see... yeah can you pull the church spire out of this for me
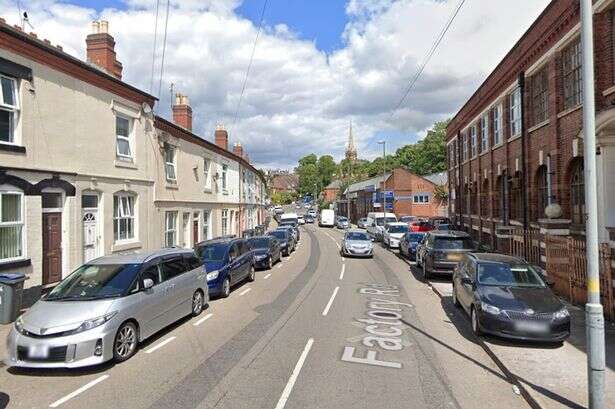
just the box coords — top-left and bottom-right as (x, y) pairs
(345, 119), (357, 163)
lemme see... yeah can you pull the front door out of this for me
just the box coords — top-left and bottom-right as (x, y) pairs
(82, 210), (99, 262)
(193, 220), (199, 245)
(42, 212), (62, 284)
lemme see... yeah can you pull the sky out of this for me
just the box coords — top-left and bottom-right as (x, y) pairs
(2, 0), (550, 169)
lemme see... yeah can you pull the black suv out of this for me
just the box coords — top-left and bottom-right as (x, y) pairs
(416, 231), (476, 279)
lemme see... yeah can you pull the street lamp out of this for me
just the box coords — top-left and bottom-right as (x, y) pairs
(377, 140), (386, 213)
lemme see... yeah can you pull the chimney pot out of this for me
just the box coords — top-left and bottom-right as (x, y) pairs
(215, 127), (229, 151)
(172, 92), (193, 131)
(56, 45), (63, 51)
(0, 18), (6, 24)
(100, 20), (109, 33)
(43, 38), (51, 44)
(91, 21), (100, 34)
(86, 20), (122, 79)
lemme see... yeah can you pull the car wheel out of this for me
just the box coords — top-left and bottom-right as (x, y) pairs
(268, 257), (273, 270)
(471, 306), (482, 336)
(221, 277), (231, 298)
(422, 261), (430, 280)
(113, 321), (138, 363)
(192, 290), (204, 316)
(452, 285), (460, 307)
(248, 265), (256, 282)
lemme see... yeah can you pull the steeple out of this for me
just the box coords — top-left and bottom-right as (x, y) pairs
(345, 119), (357, 163)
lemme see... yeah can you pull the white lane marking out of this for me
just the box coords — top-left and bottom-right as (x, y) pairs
(342, 257), (346, 261)
(339, 264), (345, 280)
(264, 273), (272, 279)
(274, 338), (315, 409)
(239, 288), (252, 296)
(145, 336), (176, 354)
(193, 313), (213, 326)
(335, 242), (341, 250)
(277, 263), (284, 269)
(49, 375), (109, 407)
(322, 286), (340, 316)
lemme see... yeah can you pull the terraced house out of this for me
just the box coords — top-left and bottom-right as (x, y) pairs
(446, 0), (615, 318)
(0, 19), (267, 301)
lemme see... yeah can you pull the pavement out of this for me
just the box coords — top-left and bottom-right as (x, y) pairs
(0, 217), (611, 408)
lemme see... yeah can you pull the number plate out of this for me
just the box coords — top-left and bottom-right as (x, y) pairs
(29, 344), (49, 359)
(514, 321), (548, 333)
(447, 253), (462, 261)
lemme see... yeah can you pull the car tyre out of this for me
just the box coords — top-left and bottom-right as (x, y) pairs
(471, 306), (482, 336)
(422, 261), (430, 280)
(221, 277), (231, 298)
(452, 285), (460, 307)
(192, 290), (204, 316)
(268, 257), (273, 270)
(113, 321), (138, 363)
(247, 265), (256, 282)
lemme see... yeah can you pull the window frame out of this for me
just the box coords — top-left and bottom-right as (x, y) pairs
(203, 157), (212, 190)
(221, 209), (229, 236)
(113, 193), (136, 243)
(509, 87), (522, 138)
(164, 143), (177, 182)
(493, 104), (503, 146)
(412, 194), (430, 204)
(562, 39), (582, 110)
(221, 164), (228, 192)
(0, 75), (20, 146)
(470, 125), (477, 158)
(531, 68), (549, 125)
(115, 115), (133, 160)
(165, 211), (178, 247)
(570, 160), (585, 225)
(480, 114), (489, 153)
(202, 210), (210, 240)
(462, 133), (468, 162)
(0, 190), (25, 262)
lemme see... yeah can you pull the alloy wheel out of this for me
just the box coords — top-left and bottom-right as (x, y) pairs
(268, 257), (273, 270)
(114, 322), (137, 362)
(471, 307), (482, 336)
(192, 291), (204, 316)
(248, 266), (256, 282)
(222, 278), (231, 298)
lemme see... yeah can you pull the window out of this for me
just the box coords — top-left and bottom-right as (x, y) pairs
(570, 159), (585, 225)
(221, 209), (229, 236)
(222, 164), (228, 191)
(203, 158), (211, 189)
(462, 133), (468, 161)
(562, 40), (582, 110)
(480, 179), (490, 216)
(535, 166), (549, 220)
(413, 194), (430, 204)
(141, 265), (161, 286)
(0, 76), (19, 144)
(493, 104), (503, 145)
(202, 210), (210, 240)
(480, 114), (489, 152)
(509, 172), (523, 221)
(113, 194), (135, 242)
(164, 143), (177, 181)
(0, 192), (24, 261)
(448, 143), (456, 168)
(470, 125), (477, 157)
(116, 116), (132, 159)
(531, 68), (549, 125)
(165, 211), (177, 246)
(81, 194), (98, 209)
(42, 192), (63, 209)
(510, 87), (522, 137)
(160, 257), (186, 281)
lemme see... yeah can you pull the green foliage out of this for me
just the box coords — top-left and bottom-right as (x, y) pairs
(395, 119), (449, 175)
(433, 184), (448, 205)
(317, 155), (337, 188)
(271, 191), (296, 205)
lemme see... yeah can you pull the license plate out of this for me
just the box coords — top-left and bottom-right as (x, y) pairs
(29, 345), (49, 359)
(514, 321), (548, 333)
(447, 253), (462, 261)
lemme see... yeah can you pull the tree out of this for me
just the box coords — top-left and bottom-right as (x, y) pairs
(395, 119), (449, 175)
(317, 155), (337, 188)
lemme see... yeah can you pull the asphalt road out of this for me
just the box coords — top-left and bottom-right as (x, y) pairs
(0, 220), (532, 409)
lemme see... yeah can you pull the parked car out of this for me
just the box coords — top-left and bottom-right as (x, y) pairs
(429, 216), (450, 227)
(268, 229), (295, 256)
(416, 231), (476, 279)
(304, 214), (315, 224)
(336, 216), (350, 229)
(278, 220), (300, 242)
(196, 237), (255, 298)
(366, 212), (397, 241)
(452, 253), (570, 342)
(341, 230), (373, 258)
(6, 248), (208, 368)
(357, 217), (369, 229)
(319, 209), (335, 227)
(399, 215), (418, 225)
(307, 209), (318, 218)
(399, 232), (426, 260)
(410, 221), (434, 232)
(297, 216), (306, 225)
(435, 223), (452, 231)
(382, 222), (409, 249)
(248, 236), (281, 270)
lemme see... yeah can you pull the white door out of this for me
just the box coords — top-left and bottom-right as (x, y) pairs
(182, 213), (191, 248)
(82, 210), (99, 262)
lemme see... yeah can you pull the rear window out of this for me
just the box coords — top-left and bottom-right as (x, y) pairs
(405, 233), (425, 242)
(433, 237), (474, 250)
(269, 230), (287, 240)
(387, 225), (408, 233)
(248, 238), (270, 249)
(196, 243), (227, 261)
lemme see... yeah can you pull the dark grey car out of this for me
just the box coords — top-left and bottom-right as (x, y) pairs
(416, 231), (476, 279)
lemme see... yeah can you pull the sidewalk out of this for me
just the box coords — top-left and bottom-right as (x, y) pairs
(430, 281), (615, 408)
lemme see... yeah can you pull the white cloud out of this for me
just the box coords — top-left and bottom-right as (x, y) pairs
(1, 0), (550, 167)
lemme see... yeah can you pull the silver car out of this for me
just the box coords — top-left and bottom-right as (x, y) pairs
(5, 248), (208, 368)
(341, 230), (373, 258)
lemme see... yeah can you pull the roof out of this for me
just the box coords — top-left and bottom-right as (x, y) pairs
(89, 248), (194, 264)
(346, 173), (391, 194)
(271, 174), (299, 190)
(423, 172), (447, 186)
(325, 179), (342, 189)
(469, 253), (526, 264)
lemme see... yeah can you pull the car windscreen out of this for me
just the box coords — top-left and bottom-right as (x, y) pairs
(45, 263), (141, 300)
(248, 238), (270, 249)
(385, 217), (397, 224)
(477, 263), (547, 288)
(346, 232), (369, 241)
(405, 233), (425, 242)
(269, 231), (287, 240)
(433, 237), (474, 249)
(197, 243), (228, 261)
(280, 221), (297, 227)
(387, 225), (408, 234)
(338, 217), (348, 222)
(400, 216), (416, 223)
(375, 217), (385, 226)
(437, 224), (450, 230)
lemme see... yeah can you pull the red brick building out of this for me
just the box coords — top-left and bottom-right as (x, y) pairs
(322, 180), (341, 202)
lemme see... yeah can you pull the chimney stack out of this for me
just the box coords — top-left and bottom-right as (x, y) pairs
(232, 142), (244, 158)
(215, 124), (229, 150)
(86, 20), (123, 79)
(172, 93), (193, 131)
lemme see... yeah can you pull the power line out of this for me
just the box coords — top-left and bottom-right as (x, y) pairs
(149, 0), (161, 94)
(391, 0), (466, 116)
(233, 0), (269, 127)
(157, 0), (171, 102)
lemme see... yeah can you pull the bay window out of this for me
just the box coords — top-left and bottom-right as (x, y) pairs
(113, 194), (135, 241)
(0, 76), (19, 144)
(0, 192), (23, 261)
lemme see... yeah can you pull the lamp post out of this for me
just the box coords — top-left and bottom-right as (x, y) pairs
(377, 140), (386, 212)
(579, 1), (605, 407)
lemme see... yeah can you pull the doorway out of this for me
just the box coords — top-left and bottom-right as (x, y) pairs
(42, 212), (62, 284)
(82, 193), (100, 263)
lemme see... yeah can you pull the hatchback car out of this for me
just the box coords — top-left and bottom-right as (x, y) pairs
(268, 229), (295, 256)
(452, 253), (570, 342)
(336, 216), (350, 229)
(195, 237), (255, 298)
(410, 221), (434, 232)
(341, 230), (373, 258)
(279, 220), (300, 242)
(417, 231), (476, 279)
(382, 222), (409, 249)
(304, 214), (315, 224)
(297, 216), (306, 225)
(248, 236), (281, 270)
(357, 217), (369, 229)
(6, 249), (208, 368)
(399, 232), (426, 260)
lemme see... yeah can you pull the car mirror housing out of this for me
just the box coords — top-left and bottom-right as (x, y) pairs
(143, 278), (155, 290)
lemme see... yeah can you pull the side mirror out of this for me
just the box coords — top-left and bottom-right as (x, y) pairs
(143, 278), (155, 290)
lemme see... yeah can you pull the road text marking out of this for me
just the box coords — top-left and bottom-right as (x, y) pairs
(339, 264), (345, 280)
(322, 286), (340, 316)
(239, 288), (252, 296)
(145, 336), (176, 354)
(264, 273), (272, 279)
(49, 375), (109, 407)
(274, 338), (315, 409)
(193, 313), (213, 326)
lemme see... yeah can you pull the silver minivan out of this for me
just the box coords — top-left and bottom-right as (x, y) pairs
(5, 248), (208, 368)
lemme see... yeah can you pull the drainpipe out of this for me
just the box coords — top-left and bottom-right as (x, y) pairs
(518, 71), (529, 231)
(456, 131), (463, 226)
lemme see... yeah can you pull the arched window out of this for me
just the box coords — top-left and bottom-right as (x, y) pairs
(570, 159), (585, 225)
(535, 166), (548, 220)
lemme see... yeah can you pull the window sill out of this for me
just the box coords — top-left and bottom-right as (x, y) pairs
(0, 143), (26, 153)
(0, 258), (31, 271)
(508, 133), (522, 143)
(491, 142), (503, 151)
(166, 181), (178, 190)
(222, 190), (229, 195)
(528, 120), (549, 133)
(603, 85), (615, 97)
(479, 150), (490, 157)
(112, 240), (142, 252)
(115, 159), (138, 169)
(203, 187), (213, 194)
(557, 104), (582, 119)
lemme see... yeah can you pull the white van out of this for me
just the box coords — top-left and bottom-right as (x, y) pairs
(280, 213), (299, 224)
(366, 212), (397, 241)
(319, 209), (335, 227)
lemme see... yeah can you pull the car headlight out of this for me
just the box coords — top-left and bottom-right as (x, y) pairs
(280, 242), (288, 248)
(72, 311), (117, 335)
(255, 254), (268, 261)
(481, 302), (501, 315)
(553, 308), (570, 320)
(14, 316), (25, 335)
(207, 270), (219, 281)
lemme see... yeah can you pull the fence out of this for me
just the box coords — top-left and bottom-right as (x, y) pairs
(507, 228), (541, 265)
